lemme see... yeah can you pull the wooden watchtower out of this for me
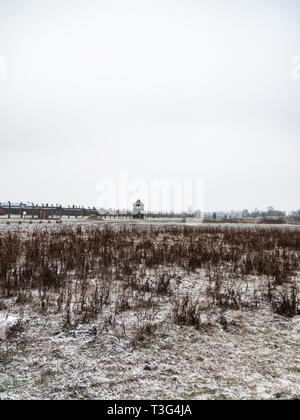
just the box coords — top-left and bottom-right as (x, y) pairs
(132, 199), (145, 219)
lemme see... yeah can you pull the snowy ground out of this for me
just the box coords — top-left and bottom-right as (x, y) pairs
(0, 303), (299, 400)
(0, 216), (299, 230)
(0, 223), (299, 400)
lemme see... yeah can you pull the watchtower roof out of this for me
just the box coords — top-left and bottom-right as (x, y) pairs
(134, 199), (143, 206)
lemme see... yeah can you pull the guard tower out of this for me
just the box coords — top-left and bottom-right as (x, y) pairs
(132, 199), (145, 219)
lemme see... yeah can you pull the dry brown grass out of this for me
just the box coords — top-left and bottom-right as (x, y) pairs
(0, 225), (299, 341)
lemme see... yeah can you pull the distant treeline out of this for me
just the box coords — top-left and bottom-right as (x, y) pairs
(205, 207), (300, 222)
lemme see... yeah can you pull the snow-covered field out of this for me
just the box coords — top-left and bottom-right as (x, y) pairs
(0, 223), (299, 400)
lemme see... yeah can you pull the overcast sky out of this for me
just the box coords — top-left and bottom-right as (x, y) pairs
(0, 0), (299, 211)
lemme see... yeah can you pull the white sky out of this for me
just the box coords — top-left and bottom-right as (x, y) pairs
(0, 0), (299, 211)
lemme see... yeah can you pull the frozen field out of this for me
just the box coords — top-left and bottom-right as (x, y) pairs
(0, 223), (299, 400)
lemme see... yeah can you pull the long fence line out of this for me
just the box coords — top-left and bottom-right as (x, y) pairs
(0, 202), (195, 221)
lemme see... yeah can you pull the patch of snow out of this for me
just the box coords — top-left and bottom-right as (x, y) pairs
(0, 314), (19, 340)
